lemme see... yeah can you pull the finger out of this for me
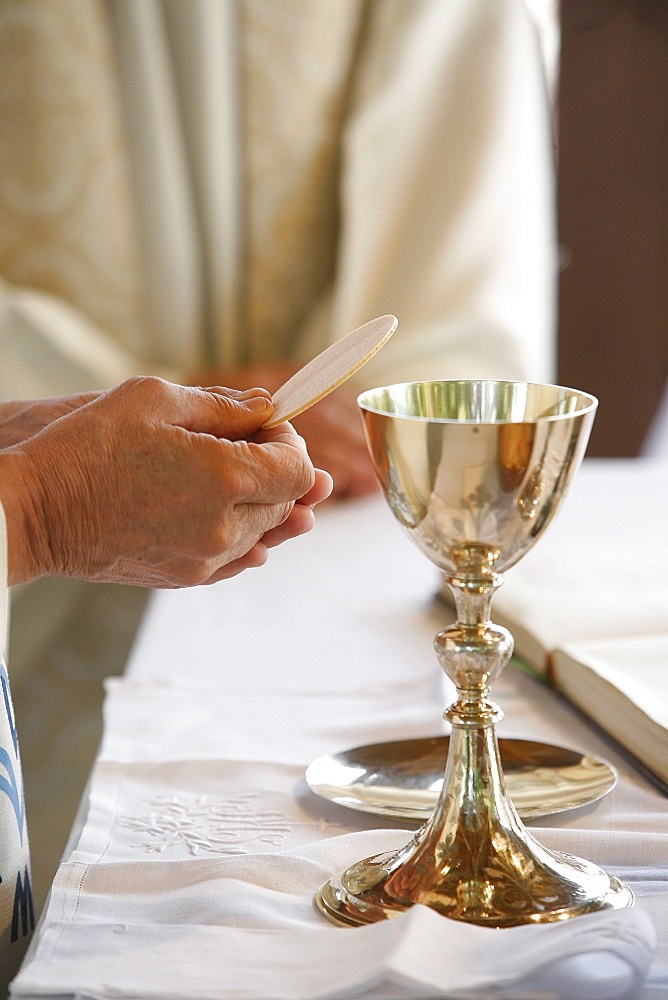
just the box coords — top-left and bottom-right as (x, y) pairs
(206, 385), (272, 405)
(183, 387), (274, 441)
(259, 504), (316, 549)
(130, 379), (274, 440)
(251, 420), (308, 450)
(201, 493), (318, 582)
(299, 468), (333, 506)
(202, 542), (270, 583)
(220, 437), (315, 505)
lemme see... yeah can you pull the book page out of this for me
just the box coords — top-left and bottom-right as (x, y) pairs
(490, 458), (668, 672)
(551, 632), (668, 787)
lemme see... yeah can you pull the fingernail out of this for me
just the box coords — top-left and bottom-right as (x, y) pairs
(238, 387), (270, 399)
(243, 396), (272, 415)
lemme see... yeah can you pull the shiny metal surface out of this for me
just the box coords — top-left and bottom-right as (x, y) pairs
(357, 380), (597, 579)
(306, 736), (618, 822)
(317, 381), (633, 928)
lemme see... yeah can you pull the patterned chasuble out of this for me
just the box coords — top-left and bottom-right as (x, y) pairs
(0, 654), (33, 993)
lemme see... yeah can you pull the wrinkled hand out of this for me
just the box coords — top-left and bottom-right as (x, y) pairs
(189, 363), (378, 499)
(0, 377), (332, 588)
(0, 392), (102, 447)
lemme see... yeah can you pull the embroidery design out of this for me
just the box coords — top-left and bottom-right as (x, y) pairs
(120, 793), (336, 856)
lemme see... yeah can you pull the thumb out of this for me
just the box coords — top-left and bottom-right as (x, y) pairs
(176, 387), (274, 441)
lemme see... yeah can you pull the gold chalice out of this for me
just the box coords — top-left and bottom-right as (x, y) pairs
(317, 380), (633, 928)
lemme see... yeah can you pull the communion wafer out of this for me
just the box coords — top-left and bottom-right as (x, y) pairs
(263, 315), (397, 428)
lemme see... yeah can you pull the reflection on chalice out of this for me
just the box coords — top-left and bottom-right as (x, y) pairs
(316, 380), (633, 928)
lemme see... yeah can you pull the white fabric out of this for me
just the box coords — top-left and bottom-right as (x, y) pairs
(490, 459), (668, 665)
(11, 460), (668, 999)
(0, 0), (556, 400)
(0, 505), (34, 994)
(10, 867), (656, 1000)
(0, 287), (136, 399)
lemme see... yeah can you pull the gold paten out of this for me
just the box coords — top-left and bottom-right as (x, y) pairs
(316, 380), (633, 928)
(305, 736), (618, 822)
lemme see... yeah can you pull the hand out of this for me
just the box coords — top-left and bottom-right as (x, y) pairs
(189, 363), (378, 499)
(290, 387), (378, 499)
(0, 392), (102, 447)
(0, 377), (332, 588)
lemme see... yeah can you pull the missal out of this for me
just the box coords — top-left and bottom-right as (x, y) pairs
(440, 458), (668, 791)
(549, 633), (667, 790)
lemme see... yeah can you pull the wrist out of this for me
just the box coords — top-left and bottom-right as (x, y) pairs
(0, 448), (51, 586)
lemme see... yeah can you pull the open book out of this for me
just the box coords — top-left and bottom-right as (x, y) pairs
(442, 458), (668, 791)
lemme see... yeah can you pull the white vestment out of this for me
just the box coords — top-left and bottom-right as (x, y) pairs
(0, 0), (556, 398)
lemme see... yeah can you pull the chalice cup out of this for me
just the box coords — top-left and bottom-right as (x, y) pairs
(317, 380), (633, 927)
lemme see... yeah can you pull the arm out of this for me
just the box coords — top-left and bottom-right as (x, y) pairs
(0, 378), (332, 588)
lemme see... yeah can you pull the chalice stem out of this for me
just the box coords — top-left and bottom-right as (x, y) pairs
(413, 573), (542, 923)
(438, 572), (516, 834)
(438, 572), (511, 730)
(412, 573), (634, 925)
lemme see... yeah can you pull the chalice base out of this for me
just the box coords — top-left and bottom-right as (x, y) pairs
(316, 844), (633, 929)
(316, 724), (634, 928)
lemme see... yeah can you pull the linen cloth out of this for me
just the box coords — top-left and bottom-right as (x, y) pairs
(10, 463), (668, 998)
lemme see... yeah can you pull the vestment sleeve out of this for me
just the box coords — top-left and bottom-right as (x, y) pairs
(0, 280), (137, 400)
(0, 502), (34, 993)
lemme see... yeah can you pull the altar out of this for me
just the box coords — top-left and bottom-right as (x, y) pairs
(11, 459), (668, 998)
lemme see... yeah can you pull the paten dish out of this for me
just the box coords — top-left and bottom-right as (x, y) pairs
(306, 736), (617, 822)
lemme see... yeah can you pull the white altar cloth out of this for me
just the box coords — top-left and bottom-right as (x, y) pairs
(11, 461), (668, 998)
